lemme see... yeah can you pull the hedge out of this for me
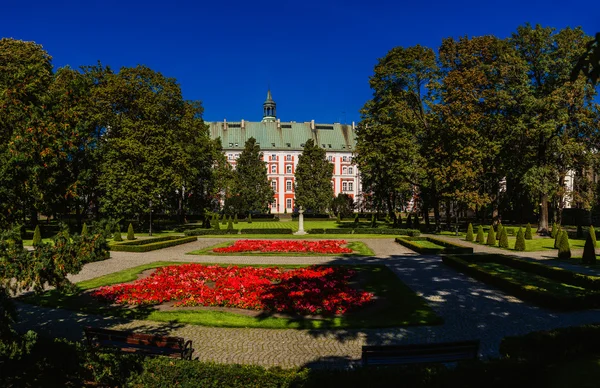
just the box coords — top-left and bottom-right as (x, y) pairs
(395, 237), (473, 254)
(306, 228), (421, 236)
(110, 236), (198, 252)
(185, 229), (237, 236)
(442, 254), (600, 310)
(239, 228), (293, 234)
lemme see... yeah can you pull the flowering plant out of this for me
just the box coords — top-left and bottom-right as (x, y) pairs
(213, 239), (353, 254)
(92, 264), (372, 315)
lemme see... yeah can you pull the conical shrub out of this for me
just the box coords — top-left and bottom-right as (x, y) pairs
(227, 216), (234, 232)
(465, 223), (474, 242)
(113, 224), (122, 241)
(222, 214), (227, 225)
(486, 225), (496, 246)
(551, 222), (558, 238)
(81, 223), (88, 236)
(414, 214), (420, 230)
(370, 214), (376, 228)
(590, 225), (596, 248)
(524, 223), (533, 240)
(582, 231), (596, 264)
(336, 213), (341, 224)
(397, 213), (402, 228)
(554, 225), (562, 249)
(406, 214), (412, 228)
(32, 225), (42, 247)
(496, 224), (503, 241)
(214, 217), (221, 230)
(234, 214), (238, 224)
(127, 223), (135, 240)
(514, 227), (526, 251)
(354, 213), (359, 226)
(476, 225), (485, 244)
(105, 223), (112, 237)
(248, 213), (252, 224)
(557, 230), (571, 260)
(499, 226), (509, 248)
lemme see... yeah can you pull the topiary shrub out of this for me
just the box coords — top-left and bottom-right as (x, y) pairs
(499, 226), (509, 248)
(496, 223), (503, 241)
(577, 224), (584, 239)
(221, 215), (227, 225)
(514, 227), (526, 251)
(557, 230), (571, 260)
(406, 214), (412, 229)
(465, 223), (474, 242)
(234, 214), (238, 224)
(354, 213), (359, 226)
(582, 231), (597, 264)
(486, 225), (496, 246)
(214, 217), (221, 230)
(551, 222), (558, 238)
(554, 225), (562, 248)
(105, 223), (112, 238)
(113, 225), (122, 242)
(476, 225), (485, 244)
(336, 213), (341, 224)
(413, 214), (420, 230)
(248, 214), (252, 224)
(590, 225), (596, 247)
(32, 225), (42, 247)
(81, 223), (88, 236)
(525, 223), (533, 240)
(127, 223), (135, 240)
(227, 216), (234, 232)
(397, 213), (402, 228)
(370, 214), (376, 228)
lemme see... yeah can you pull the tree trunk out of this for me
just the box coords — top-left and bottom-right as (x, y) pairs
(445, 199), (452, 229)
(538, 193), (549, 234)
(423, 196), (430, 231)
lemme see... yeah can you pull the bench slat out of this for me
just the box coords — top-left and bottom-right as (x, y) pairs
(362, 340), (479, 366)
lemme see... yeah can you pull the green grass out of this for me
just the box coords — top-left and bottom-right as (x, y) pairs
(452, 234), (587, 252)
(410, 240), (447, 249)
(187, 241), (374, 256)
(19, 261), (441, 329)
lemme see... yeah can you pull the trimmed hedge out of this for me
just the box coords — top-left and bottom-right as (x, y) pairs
(396, 237), (474, 254)
(306, 228), (421, 236)
(443, 254), (600, 310)
(240, 228), (293, 234)
(110, 236), (198, 252)
(185, 229), (237, 236)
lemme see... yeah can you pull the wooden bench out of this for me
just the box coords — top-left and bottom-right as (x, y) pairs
(84, 327), (194, 360)
(361, 340), (480, 366)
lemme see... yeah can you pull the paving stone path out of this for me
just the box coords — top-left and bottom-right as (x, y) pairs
(14, 237), (600, 368)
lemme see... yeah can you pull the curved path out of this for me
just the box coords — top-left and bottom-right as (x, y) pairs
(14, 237), (600, 369)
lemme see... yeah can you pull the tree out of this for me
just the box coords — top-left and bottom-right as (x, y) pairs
(554, 225), (562, 248)
(551, 222), (558, 238)
(571, 32), (600, 86)
(32, 226), (42, 247)
(582, 231), (596, 264)
(590, 225), (597, 247)
(557, 230), (571, 259)
(514, 227), (526, 251)
(525, 223), (533, 240)
(499, 226), (509, 248)
(227, 216), (234, 232)
(465, 223), (474, 242)
(476, 225), (485, 244)
(486, 225), (496, 246)
(113, 224), (122, 242)
(331, 194), (355, 219)
(127, 223), (135, 240)
(232, 138), (273, 215)
(81, 223), (88, 236)
(295, 139), (334, 213)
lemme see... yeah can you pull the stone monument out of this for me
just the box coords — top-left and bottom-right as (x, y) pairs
(294, 206), (307, 235)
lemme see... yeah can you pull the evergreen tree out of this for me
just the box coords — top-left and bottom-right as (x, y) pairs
(514, 227), (526, 251)
(476, 225), (485, 244)
(248, 213), (252, 224)
(465, 223), (474, 242)
(486, 225), (496, 246)
(104, 223), (112, 238)
(554, 225), (562, 248)
(499, 226), (509, 248)
(227, 216), (234, 232)
(81, 223), (88, 236)
(336, 213), (341, 223)
(557, 230), (571, 260)
(524, 223), (533, 240)
(582, 231), (596, 264)
(233, 138), (273, 214)
(127, 223), (135, 240)
(295, 139), (334, 213)
(551, 222), (558, 238)
(113, 224), (122, 241)
(32, 225), (42, 247)
(234, 214), (238, 224)
(221, 214), (226, 225)
(496, 223), (503, 241)
(214, 217), (220, 230)
(590, 225), (597, 247)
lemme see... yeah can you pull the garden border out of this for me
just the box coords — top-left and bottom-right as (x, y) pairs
(110, 236), (198, 252)
(395, 236), (473, 254)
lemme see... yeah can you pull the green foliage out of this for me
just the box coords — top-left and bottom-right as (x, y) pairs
(465, 223), (474, 242)
(525, 223), (533, 240)
(81, 223), (88, 236)
(240, 229), (293, 234)
(406, 214), (412, 228)
(486, 225), (496, 246)
(557, 231), (571, 260)
(331, 193), (354, 219)
(113, 224), (122, 242)
(496, 224), (503, 241)
(582, 231), (597, 264)
(354, 213), (359, 226)
(554, 225), (561, 248)
(396, 237), (473, 254)
(248, 213), (252, 224)
(214, 217), (221, 230)
(551, 222), (558, 238)
(295, 139), (334, 213)
(590, 225), (596, 247)
(476, 225), (485, 244)
(370, 213), (376, 228)
(499, 226), (509, 248)
(336, 213), (341, 223)
(227, 216), (233, 231)
(127, 223), (135, 240)
(32, 225), (42, 247)
(110, 236), (197, 252)
(234, 214), (238, 224)
(514, 228), (526, 251)
(577, 223), (584, 239)
(104, 223), (112, 237)
(231, 138), (273, 215)
(221, 214), (226, 225)
(413, 213), (420, 230)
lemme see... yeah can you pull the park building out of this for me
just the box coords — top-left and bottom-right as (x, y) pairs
(205, 90), (362, 214)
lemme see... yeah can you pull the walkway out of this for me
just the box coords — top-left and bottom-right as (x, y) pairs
(14, 237), (600, 368)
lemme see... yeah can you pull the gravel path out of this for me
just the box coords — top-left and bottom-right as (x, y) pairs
(14, 237), (600, 368)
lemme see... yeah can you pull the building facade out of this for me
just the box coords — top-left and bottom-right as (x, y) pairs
(206, 91), (361, 214)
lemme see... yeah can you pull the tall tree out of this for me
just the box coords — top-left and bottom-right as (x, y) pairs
(295, 139), (334, 213)
(232, 137), (273, 214)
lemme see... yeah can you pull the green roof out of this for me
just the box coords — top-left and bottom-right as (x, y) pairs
(208, 121), (356, 152)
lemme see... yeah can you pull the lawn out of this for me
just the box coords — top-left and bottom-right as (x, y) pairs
(451, 234), (587, 252)
(187, 240), (374, 256)
(20, 262), (441, 329)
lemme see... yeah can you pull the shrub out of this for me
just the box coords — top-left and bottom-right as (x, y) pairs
(557, 230), (571, 260)
(486, 225), (496, 246)
(113, 225), (122, 242)
(32, 225), (42, 246)
(105, 223), (112, 237)
(414, 214), (420, 230)
(81, 223), (88, 236)
(476, 225), (485, 244)
(110, 236), (198, 252)
(307, 228), (325, 234)
(370, 214), (376, 228)
(577, 223), (584, 239)
(554, 225), (561, 248)
(514, 228), (526, 251)
(465, 223), (474, 242)
(496, 224), (503, 241)
(406, 214), (413, 228)
(127, 223), (135, 240)
(499, 226), (509, 248)
(354, 213), (359, 226)
(524, 223), (533, 240)
(248, 214), (252, 224)
(221, 215), (227, 225)
(396, 213), (402, 228)
(590, 225), (597, 247)
(582, 232), (596, 265)
(185, 229), (234, 236)
(234, 214), (238, 224)
(240, 228), (292, 234)
(214, 217), (221, 230)
(551, 222), (558, 238)
(227, 216), (234, 231)
(336, 213), (341, 223)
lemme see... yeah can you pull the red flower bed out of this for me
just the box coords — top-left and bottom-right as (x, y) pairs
(213, 239), (353, 254)
(92, 264), (373, 315)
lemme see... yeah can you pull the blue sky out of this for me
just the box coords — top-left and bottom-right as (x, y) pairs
(1, 0), (598, 124)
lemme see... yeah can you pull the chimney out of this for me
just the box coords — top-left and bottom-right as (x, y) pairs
(352, 121), (355, 130)
(223, 118), (227, 130)
(241, 119), (245, 129)
(277, 118), (281, 129)
(311, 120), (315, 130)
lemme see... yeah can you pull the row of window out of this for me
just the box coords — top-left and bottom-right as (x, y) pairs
(269, 165), (354, 175)
(270, 180), (354, 193)
(272, 199), (293, 209)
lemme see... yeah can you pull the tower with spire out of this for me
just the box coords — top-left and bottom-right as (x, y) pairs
(262, 89), (277, 122)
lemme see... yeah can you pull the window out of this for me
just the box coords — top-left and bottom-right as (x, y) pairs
(272, 201), (277, 208)
(286, 143), (291, 147)
(235, 143), (238, 147)
(271, 165), (277, 173)
(322, 144), (326, 148)
(286, 199), (292, 209)
(342, 156), (348, 162)
(286, 180), (292, 192)
(328, 144), (331, 148)
(271, 180), (277, 192)
(271, 154), (276, 161)
(342, 182), (348, 191)
(229, 143), (233, 147)
(286, 155), (292, 161)
(348, 182), (353, 191)
(286, 165), (292, 174)
(328, 156), (333, 161)
(228, 154), (233, 160)
(342, 167), (348, 175)
(348, 167), (353, 175)
(271, 143), (276, 147)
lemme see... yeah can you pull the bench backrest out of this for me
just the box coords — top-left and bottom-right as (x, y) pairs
(85, 327), (185, 349)
(362, 340), (480, 366)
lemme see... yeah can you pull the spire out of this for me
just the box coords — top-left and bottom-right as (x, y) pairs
(262, 89), (277, 122)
